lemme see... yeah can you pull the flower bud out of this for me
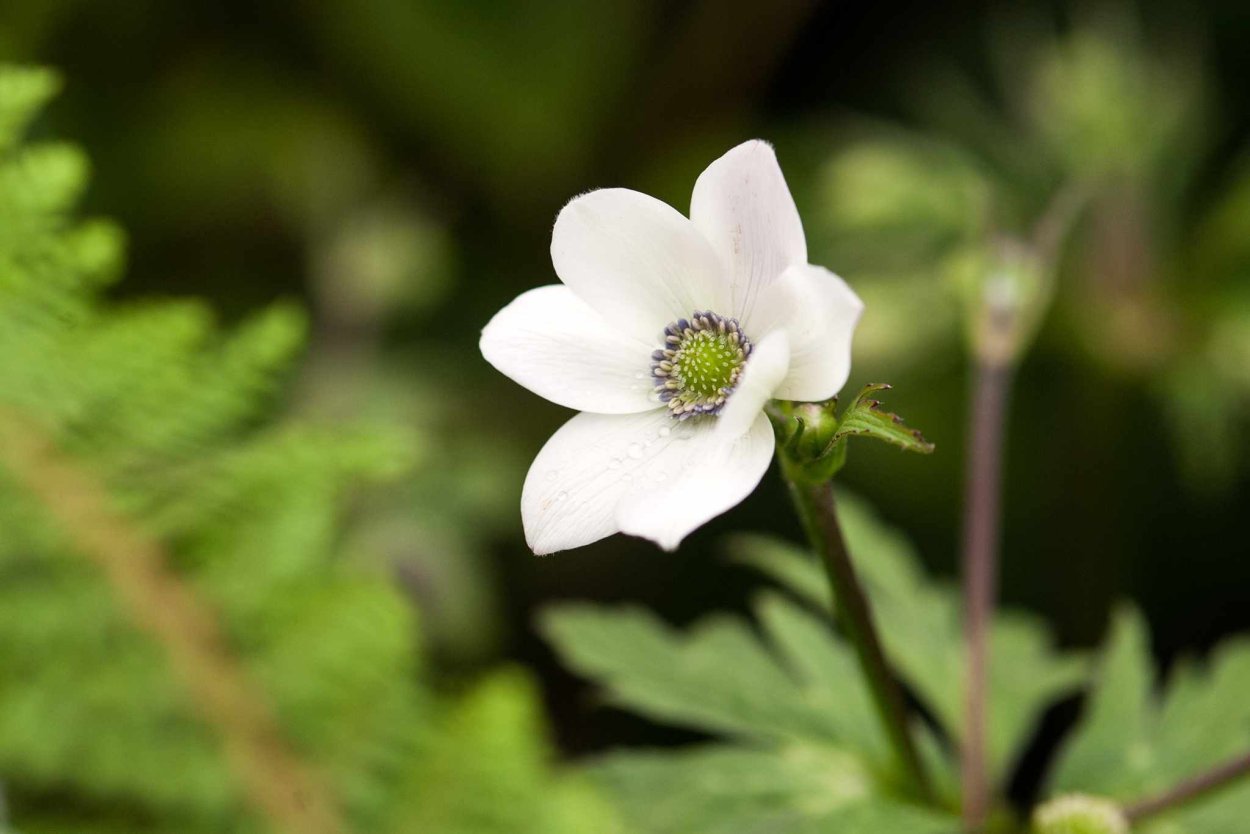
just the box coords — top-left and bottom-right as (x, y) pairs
(952, 238), (1053, 368)
(789, 402), (840, 460)
(766, 399), (846, 483)
(1033, 794), (1129, 834)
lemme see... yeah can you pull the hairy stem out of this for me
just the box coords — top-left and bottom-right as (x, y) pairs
(0, 411), (344, 834)
(783, 474), (933, 802)
(960, 360), (1014, 830)
(1124, 750), (1250, 823)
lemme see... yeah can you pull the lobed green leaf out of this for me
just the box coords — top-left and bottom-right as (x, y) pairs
(540, 604), (852, 749)
(590, 744), (955, 834)
(729, 493), (1086, 784)
(833, 383), (936, 454)
(1048, 607), (1250, 832)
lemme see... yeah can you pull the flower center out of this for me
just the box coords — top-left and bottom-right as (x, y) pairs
(651, 311), (753, 419)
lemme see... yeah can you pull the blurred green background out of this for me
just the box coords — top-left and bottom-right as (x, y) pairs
(2, 0), (1250, 828)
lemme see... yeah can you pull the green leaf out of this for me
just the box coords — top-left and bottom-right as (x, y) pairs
(1048, 607), (1250, 833)
(728, 533), (830, 604)
(833, 384), (936, 454)
(539, 605), (849, 748)
(1049, 607), (1154, 797)
(1154, 781), (1250, 834)
(590, 744), (956, 834)
(543, 586), (970, 809)
(730, 492), (1086, 783)
(0, 65), (60, 150)
(1155, 637), (1250, 785)
(752, 592), (889, 767)
(387, 670), (622, 834)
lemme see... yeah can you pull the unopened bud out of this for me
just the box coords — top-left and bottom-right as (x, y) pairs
(767, 399), (846, 482)
(789, 402), (840, 460)
(1033, 794), (1129, 834)
(952, 237), (1053, 368)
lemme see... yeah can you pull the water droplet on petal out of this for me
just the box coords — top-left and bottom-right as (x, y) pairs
(545, 471), (558, 482)
(627, 443), (644, 459)
(555, 491), (568, 502)
(658, 426), (671, 438)
(608, 458), (622, 469)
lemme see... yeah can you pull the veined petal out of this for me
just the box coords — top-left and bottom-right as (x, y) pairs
(480, 285), (656, 414)
(690, 140), (807, 325)
(551, 188), (731, 342)
(749, 263), (864, 402)
(617, 411), (774, 551)
(715, 330), (790, 441)
(522, 409), (773, 554)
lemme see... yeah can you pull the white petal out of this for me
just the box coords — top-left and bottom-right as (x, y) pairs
(690, 140), (807, 325)
(617, 411), (774, 551)
(480, 285), (656, 414)
(522, 409), (773, 554)
(551, 188), (731, 342)
(715, 330), (790, 441)
(749, 263), (864, 402)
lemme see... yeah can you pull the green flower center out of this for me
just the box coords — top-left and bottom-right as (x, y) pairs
(651, 311), (753, 420)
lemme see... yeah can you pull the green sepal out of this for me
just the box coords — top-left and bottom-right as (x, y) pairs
(768, 385), (933, 484)
(833, 384), (936, 455)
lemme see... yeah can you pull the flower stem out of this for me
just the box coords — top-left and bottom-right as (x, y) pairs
(1124, 750), (1250, 823)
(783, 474), (933, 803)
(960, 359), (1014, 830)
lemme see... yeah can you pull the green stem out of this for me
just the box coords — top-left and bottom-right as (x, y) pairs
(782, 470), (933, 803)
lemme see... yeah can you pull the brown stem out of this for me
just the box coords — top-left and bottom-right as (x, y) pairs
(0, 411), (345, 834)
(1033, 181), (1091, 264)
(960, 360), (1014, 830)
(1124, 750), (1250, 823)
(958, 181), (1079, 829)
(784, 476), (933, 802)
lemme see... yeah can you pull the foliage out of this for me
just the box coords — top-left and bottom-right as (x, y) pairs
(1045, 608), (1250, 832)
(0, 64), (610, 834)
(2, 3), (1250, 831)
(767, 385), (933, 484)
(730, 494), (1087, 784)
(542, 604), (957, 833)
(388, 671), (618, 834)
(543, 492), (1087, 831)
(809, 11), (1250, 491)
(548, 494), (1250, 830)
(832, 383), (936, 455)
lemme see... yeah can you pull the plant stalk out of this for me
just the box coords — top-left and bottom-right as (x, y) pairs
(784, 474), (933, 803)
(960, 359), (1014, 830)
(957, 184), (1080, 828)
(1124, 750), (1250, 823)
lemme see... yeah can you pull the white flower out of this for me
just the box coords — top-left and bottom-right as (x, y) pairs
(480, 140), (863, 554)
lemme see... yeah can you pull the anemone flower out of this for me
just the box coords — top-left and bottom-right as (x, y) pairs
(481, 140), (863, 554)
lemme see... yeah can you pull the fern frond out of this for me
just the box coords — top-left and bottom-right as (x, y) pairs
(0, 61), (617, 834)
